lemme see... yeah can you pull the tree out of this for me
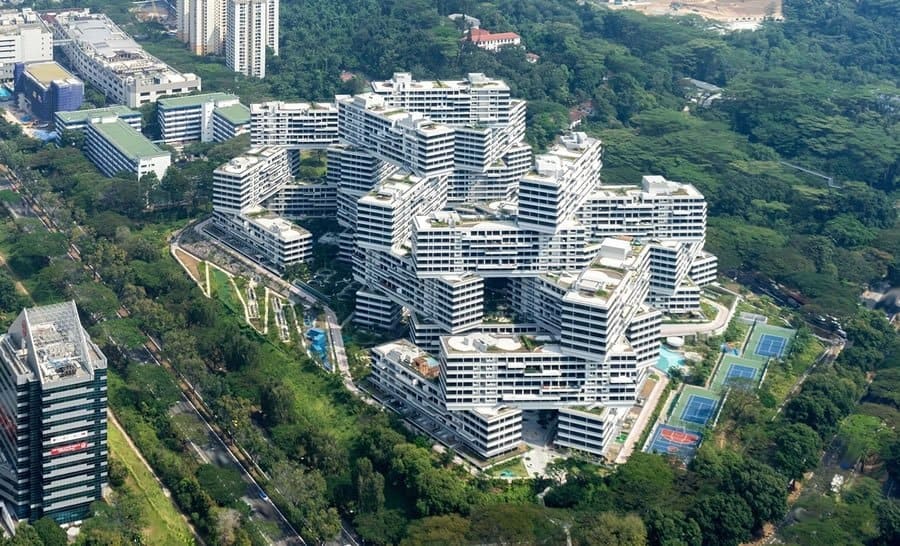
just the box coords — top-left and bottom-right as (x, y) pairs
(644, 508), (702, 546)
(261, 381), (297, 427)
(574, 512), (647, 546)
(688, 493), (753, 546)
(33, 517), (66, 546)
(401, 514), (470, 546)
(770, 423), (821, 480)
(608, 452), (676, 511)
(354, 509), (408, 546)
(875, 500), (900, 546)
(354, 457), (385, 514)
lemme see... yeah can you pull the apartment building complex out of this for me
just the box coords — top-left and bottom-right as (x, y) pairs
(227, 74), (717, 459)
(225, 0), (267, 78)
(212, 146), (313, 268)
(0, 302), (108, 523)
(85, 117), (172, 180)
(158, 92), (249, 145)
(0, 9), (53, 80)
(47, 10), (201, 107)
(176, 0), (277, 73)
(176, 0), (225, 55)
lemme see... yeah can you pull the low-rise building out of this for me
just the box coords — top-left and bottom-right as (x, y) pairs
(85, 118), (171, 180)
(212, 102), (251, 141)
(465, 28), (521, 51)
(0, 301), (108, 524)
(47, 10), (201, 107)
(0, 9), (53, 80)
(54, 105), (141, 135)
(12, 61), (82, 121)
(158, 92), (245, 145)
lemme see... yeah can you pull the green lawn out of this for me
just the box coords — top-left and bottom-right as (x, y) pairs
(489, 457), (529, 478)
(108, 419), (196, 546)
(210, 268), (241, 314)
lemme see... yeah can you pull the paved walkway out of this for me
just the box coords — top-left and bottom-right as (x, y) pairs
(615, 373), (669, 463)
(660, 296), (735, 338)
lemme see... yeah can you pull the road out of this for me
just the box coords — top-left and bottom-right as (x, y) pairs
(1, 164), (307, 545)
(173, 219), (363, 545)
(660, 297), (734, 338)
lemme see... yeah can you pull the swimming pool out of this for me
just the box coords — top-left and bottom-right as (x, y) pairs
(657, 345), (686, 373)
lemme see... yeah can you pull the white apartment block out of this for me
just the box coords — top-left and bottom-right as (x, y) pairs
(85, 118), (171, 181)
(212, 102), (251, 141)
(212, 145), (291, 214)
(226, 0), (267, 79)
(517, 132), (603, 233)
(369, 339), (521, 458)
(337, 93), (456, 178)
(0, 9), (53, 80)
(356, 172), (447, 252)
(250, 101), (339, 149)
(177, 0), (277, 63)
(266, 0), (278, 55)
(262, 181), (336, 219)
(180, 0), (225, 55)
(212, 146), (313, 267)
(220, 207), (312, 269)
(48, 10), (201, 108)
(158, 92), (246, 145)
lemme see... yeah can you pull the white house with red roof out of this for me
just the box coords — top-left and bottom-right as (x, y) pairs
(466, 27), (521, 51)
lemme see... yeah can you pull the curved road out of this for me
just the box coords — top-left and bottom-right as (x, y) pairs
(660, 298), (734, 338)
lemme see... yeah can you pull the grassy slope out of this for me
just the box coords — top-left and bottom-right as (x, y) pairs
(108, 417), (196, 546)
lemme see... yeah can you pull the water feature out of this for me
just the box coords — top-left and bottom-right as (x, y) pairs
(657, 345), (686, 373)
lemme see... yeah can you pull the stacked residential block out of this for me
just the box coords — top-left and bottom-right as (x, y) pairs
(222, 73), (717, 459)
(211, 146), (314, 269)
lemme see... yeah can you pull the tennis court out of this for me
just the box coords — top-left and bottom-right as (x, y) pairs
(669, 385), (721, 430)
(755, 333), (787, 358)
(646, 424), (702, 461)
(681, 395), (717, 425)
(710, 355), (766, 392)
(744, 323), (796, 362)
(727, 363), (757, 381)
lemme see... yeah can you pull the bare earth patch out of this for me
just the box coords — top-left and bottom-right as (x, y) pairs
(603, 0), (783, 28)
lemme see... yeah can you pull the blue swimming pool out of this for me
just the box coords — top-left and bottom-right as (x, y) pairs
(657, 345), (686, 373)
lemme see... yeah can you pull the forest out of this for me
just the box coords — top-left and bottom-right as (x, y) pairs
(0, 0), (898, 545)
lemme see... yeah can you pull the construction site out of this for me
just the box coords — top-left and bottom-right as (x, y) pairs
(602, 0), (783, 29)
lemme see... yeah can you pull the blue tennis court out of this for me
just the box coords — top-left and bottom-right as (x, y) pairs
(681, 395), (717, 425)
(647, 424), (702, 461)
(755, 334), (787, 358)
(726, 363), (758, 383)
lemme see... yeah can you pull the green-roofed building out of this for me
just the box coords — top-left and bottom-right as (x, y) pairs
(54, 105), (142, 135)
(157, 92), (248, 145)
(85, 118), (171, 181)
(212, 103), (251, 141)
